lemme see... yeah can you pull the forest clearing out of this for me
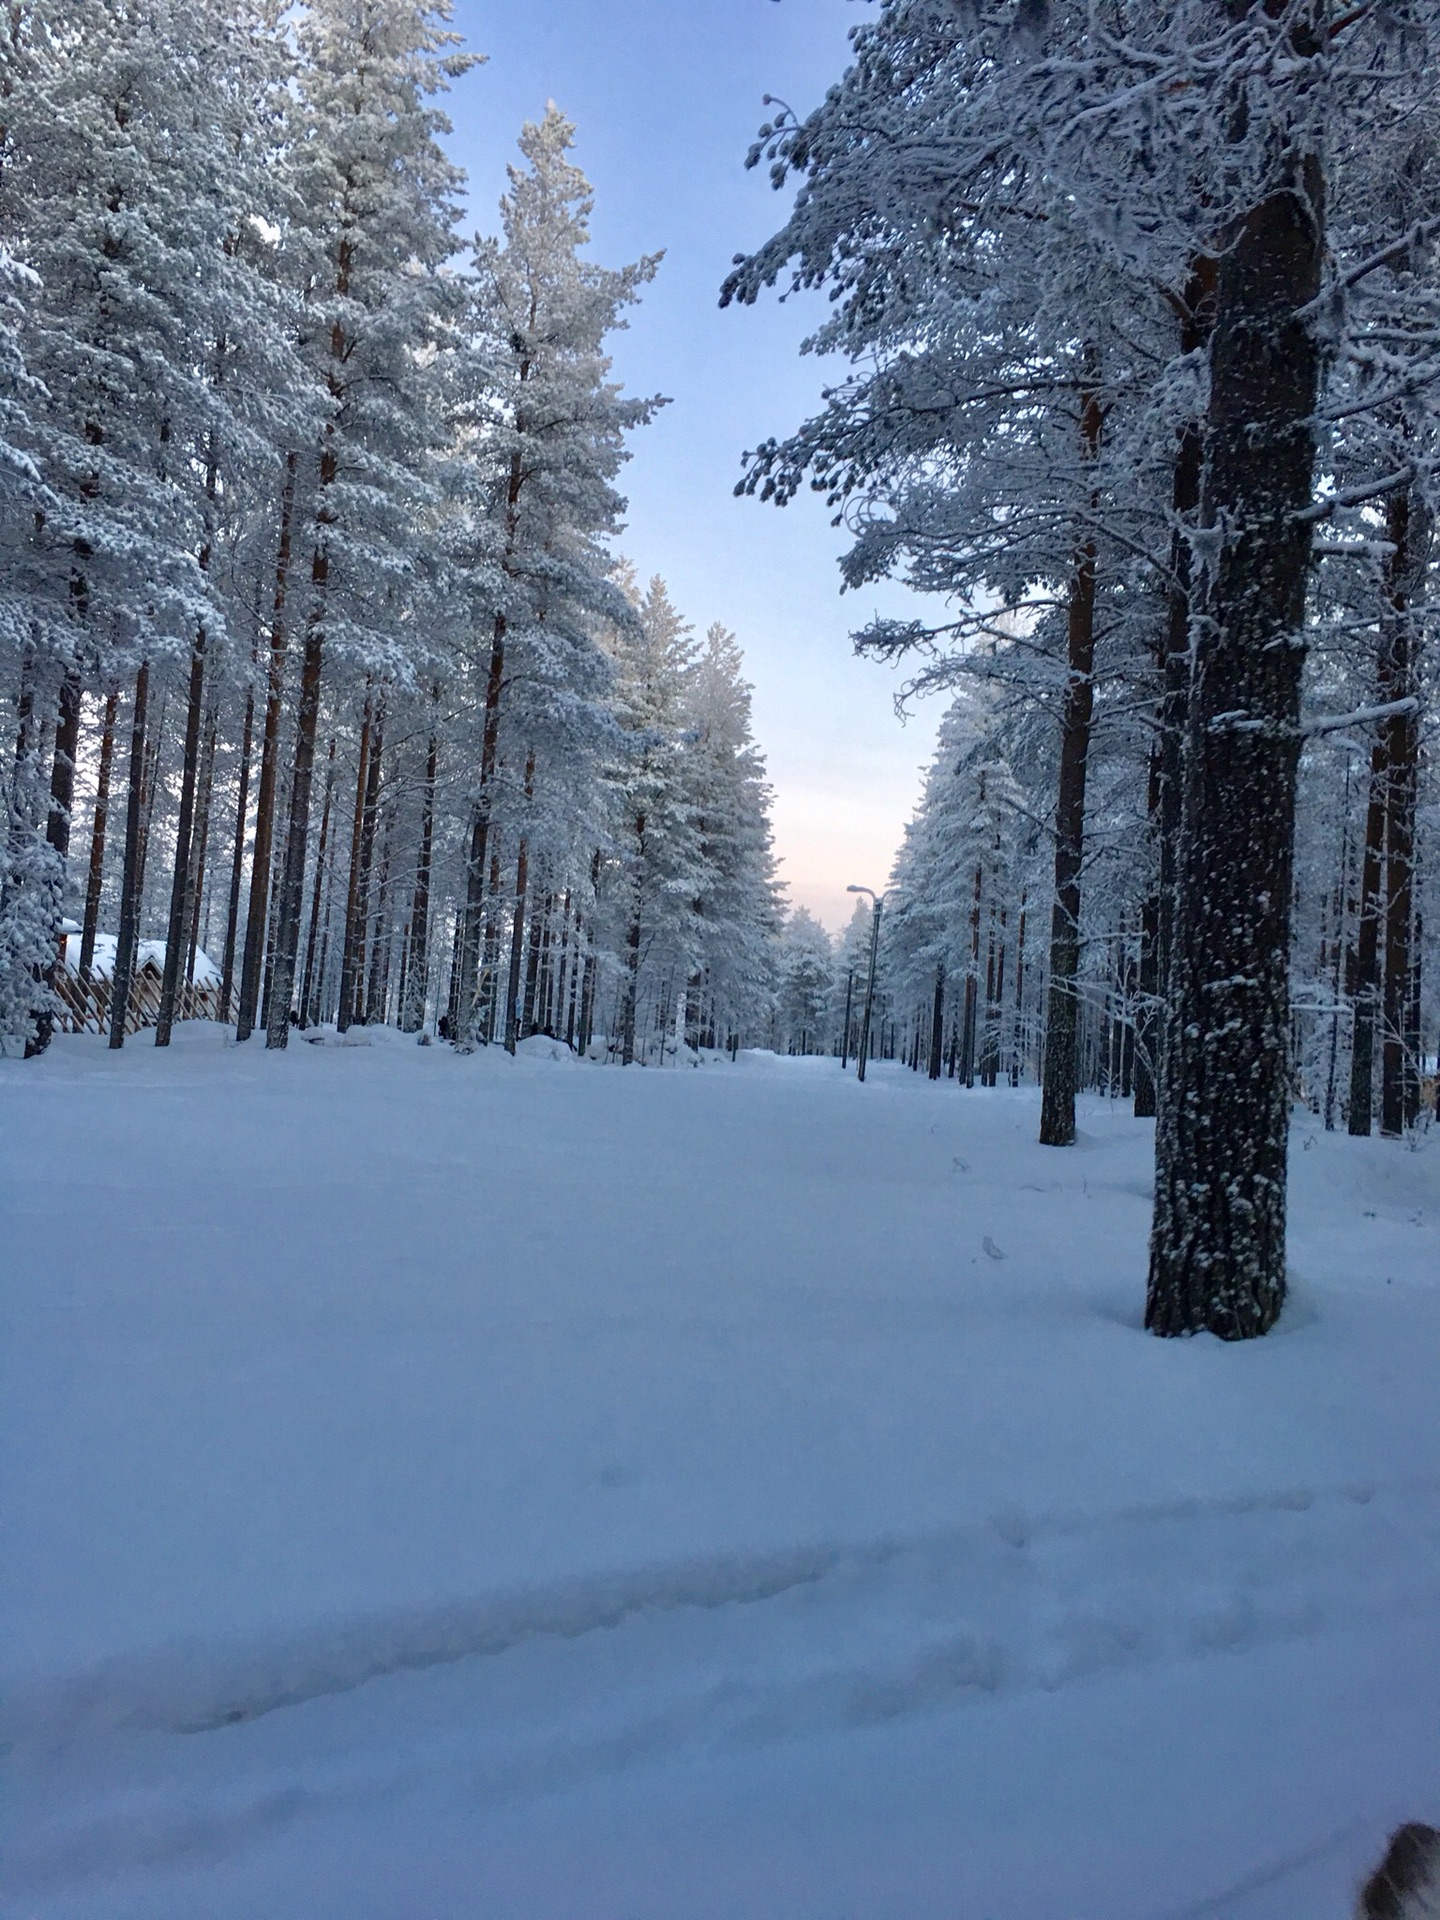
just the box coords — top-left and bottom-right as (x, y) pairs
(3, 1032), (1438, 1917)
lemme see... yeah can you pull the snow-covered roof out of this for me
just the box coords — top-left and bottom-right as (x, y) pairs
(60, 932), (222, 989)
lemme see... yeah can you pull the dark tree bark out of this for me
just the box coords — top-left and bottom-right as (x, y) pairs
(264, 597), (325, 1049)
(219, 682), (256, 1020)
(363, 805), (393, 1025)
(237, 454), (296, 1040)
(1377, 481), (1431, 1136)
(1148, 52), (1326, 1338)
(1348, 739), (1386, 1134)
(1133, 891), (1159, 1117)
(299, 737), (337, 1030)
(107, 660), (150, 1050)
(45, 666), (81, 859)
(1039, 362), (1104, 1146)
(183, 704), (219, 986)
(337, 694), (375, 1032)
(502, 753), (535, 1056)
(1142, 258), (1218, 1121)
(621, 810), (645, 1067)
(400, 713), (439, 1033)
(1404, 917), (1423, 1131)
(521, 891), (546, 1036)
(454, 618), (506, 1048)
(480, 848), (503, 1043)
(25, 665), (83, 1055)
(928, 965), (945, 1080)
(155, 625), (208, 1045)
(78, 688), (119, 988)
(1010, 886), (1028, 1086)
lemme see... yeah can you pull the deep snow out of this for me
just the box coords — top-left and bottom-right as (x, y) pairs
(2, 1027), (1437, 1917)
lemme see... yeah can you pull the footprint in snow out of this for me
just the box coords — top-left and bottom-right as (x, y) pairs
(983, 1236), (1005, 1261)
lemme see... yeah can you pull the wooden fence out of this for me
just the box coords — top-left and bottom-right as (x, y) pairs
(52, 966), (223, 1037)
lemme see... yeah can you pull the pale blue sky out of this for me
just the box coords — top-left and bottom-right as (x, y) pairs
(443, 0), (939, 929)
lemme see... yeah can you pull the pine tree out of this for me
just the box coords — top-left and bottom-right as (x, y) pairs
(449, 105), (664, 1048)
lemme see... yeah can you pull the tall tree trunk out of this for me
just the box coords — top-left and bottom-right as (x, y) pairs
(503, 754), (535, 1056)
(521, 891), (545, 1036)
(482, 847), (503, 1044)
(363, 805), (393, 1025)
(26, 665), (83, 1055)
(299, 737), (337, 1030)
(455, 618), (506, 1048)
(1322, 757), (1354, 1131)
(1348, 742), (1386, 1133)
(1039, 360), (1103, 1146)
(45, 665), (81, 861)
(1010, 886), (1028, 1086)
(400, 707), (439, 1033)
(107, 660), (150, 1050)
(1378, 481), (1431, 1136)
(928, 965), (945, 1080)
(155, 625), (208, 1045)
(1143, 258), (1218, 1120)
(78, 688), (119, 988)
(622, 810), (645, 1067)
(219, 683), (256, 1020)
(183, 705), (219, 988)
(237, 454), (296, 1041)
(1133, 891), (1159, 1117)
(337, 694), (374, 1032)
(1404, 915), (1423, 1130)
(265, 598), (324, 1049)
(1148, 62), (1325, 1338)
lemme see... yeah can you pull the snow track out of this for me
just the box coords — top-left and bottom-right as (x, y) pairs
(10, 1476), (1440, 1899)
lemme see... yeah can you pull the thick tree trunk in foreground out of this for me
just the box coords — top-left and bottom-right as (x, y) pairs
(1147, 123), (1325, 1338)
(1140, 259), (1217, 1121)
(107, 660), (150, 1050)
(1039, 369), (1103, 1147)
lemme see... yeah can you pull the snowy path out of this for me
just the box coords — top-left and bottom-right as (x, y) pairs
(3, 1031), (1438, 1916)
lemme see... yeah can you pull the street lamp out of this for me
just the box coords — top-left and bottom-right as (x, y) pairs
(846, 884), (886, 1082)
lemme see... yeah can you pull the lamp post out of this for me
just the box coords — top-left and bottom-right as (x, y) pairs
(846, 884), (887, 1083)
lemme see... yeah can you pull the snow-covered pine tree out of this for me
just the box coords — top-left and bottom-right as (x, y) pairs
(448, 105), (664, 1050)
(263, 0), (473, 1050)
(600, 575), (705, 1066)
(680, 623), (781, 1051)
(774, 907), (833, 1057)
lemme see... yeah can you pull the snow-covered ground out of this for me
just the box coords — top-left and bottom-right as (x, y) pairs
(2, 1028), (1437, 1918)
